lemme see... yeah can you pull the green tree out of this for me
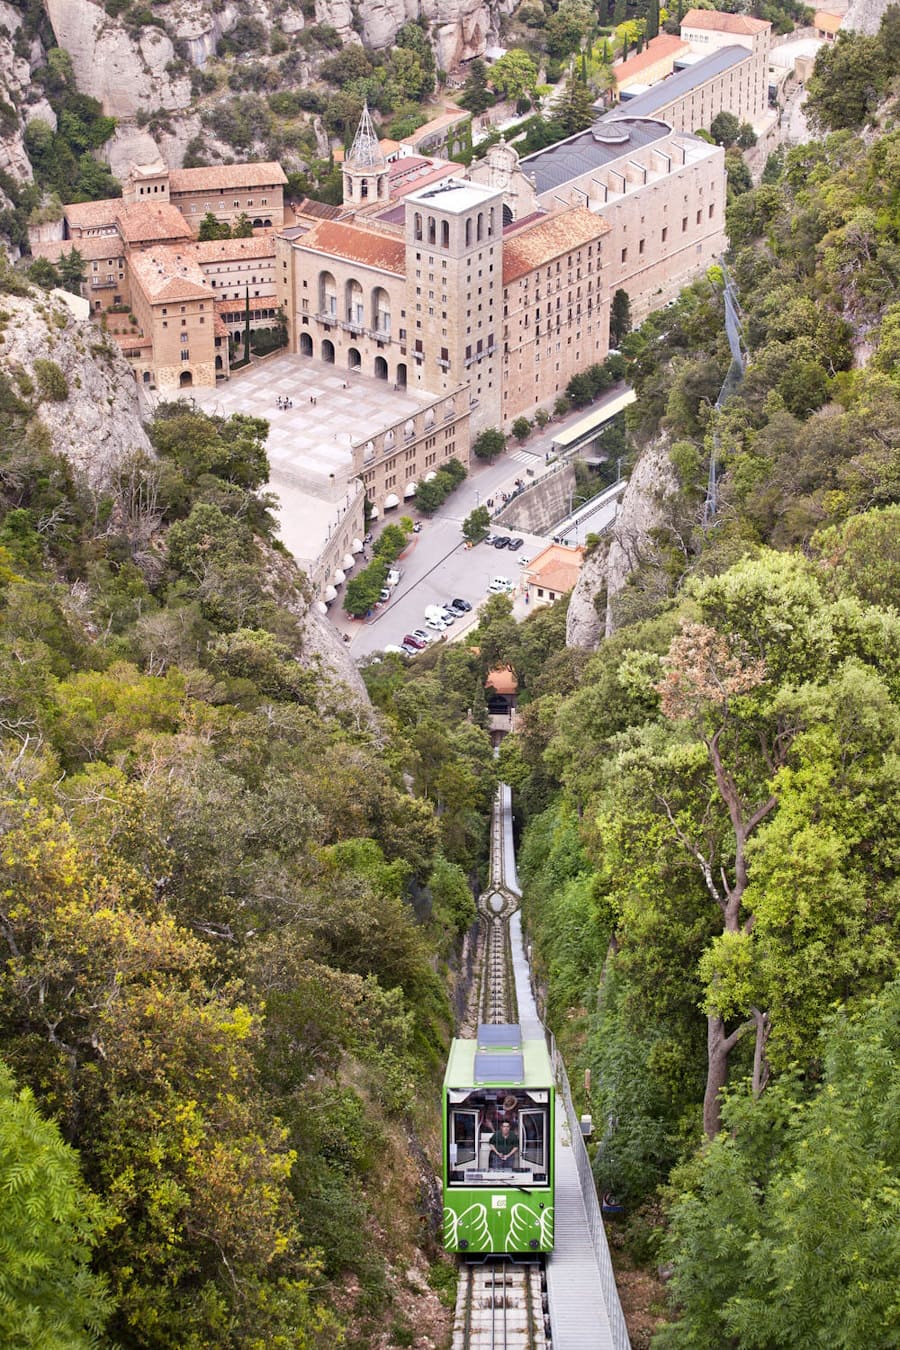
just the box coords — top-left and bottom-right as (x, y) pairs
(57, 247), (85, 296)
(27, 256), (61, 289)
(459, 58), (493, 114)
(805, 30), (887, 131)
(196, 213), (226, 244)
(472, 427), (506, 461)
(610, 287), (631, 346)
(552, 75), (597, 137)
(511, 415), (532, 442)
(489, 49), (539, 102)
(709, 110), (740, 146)
(462, 504), (491, 543)
(232, 212), (253, 237)
(659, 981), (900, 1348)
(0, 1059), (113, 1348)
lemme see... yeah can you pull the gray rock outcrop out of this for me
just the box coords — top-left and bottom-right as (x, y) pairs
(0, 289), (151, 487)
(565, 436), (679, 649)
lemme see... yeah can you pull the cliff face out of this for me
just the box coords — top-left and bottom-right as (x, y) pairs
(565, 437), (679, 650)
(42, 0), (508, 126)
(0, 288), (152, 486)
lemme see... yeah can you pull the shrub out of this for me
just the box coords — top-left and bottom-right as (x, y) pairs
(472, 428), (506, 461)
(33, 358), (69, 402)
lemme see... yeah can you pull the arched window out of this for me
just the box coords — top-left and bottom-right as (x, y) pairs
(427, 216), (436, 245)
(384, 428), (395, 448)
(414, 212), (423, 241)
(441, 220), (449, 247)
(488, 207), (494, 236)
(424, 407), (435, 429)
(477, 212), (483, 242)
(465, 219), (472, 247)
(372, 286), (390, 335)
(345, 278), (364, 327)
(319, 271), (337, 318)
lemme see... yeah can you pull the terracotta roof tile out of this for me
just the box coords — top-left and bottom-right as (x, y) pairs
(485, 666), (518, 694)
(299, 220), (406, 275)
(129, 246), (213, 304)
(615, 33), (690, 83)
(114, 201), (192, 244)
(193, 236), (276, 263)
(814, 9), (842, 31)
(32, 236), (124, 263)
(681, 8), (771, 34)
(502, 208), (610, 285)
(400, 105), (469, 144)
(168, 161), (288, 193)
(387, 156), (461, 198)
(63, 198), (121, 231)
(524, 543), (585, 594)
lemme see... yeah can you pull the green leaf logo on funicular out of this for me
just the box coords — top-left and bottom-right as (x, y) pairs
(444, 1203), (493, 1251)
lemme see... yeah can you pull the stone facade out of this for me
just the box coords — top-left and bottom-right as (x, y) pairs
(354, 388), (471, 515)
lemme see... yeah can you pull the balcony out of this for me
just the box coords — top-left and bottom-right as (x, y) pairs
(90, 279), (117, 291)
(436, 357), (450, 369)
(315, 311), (336, 327)
(341, 317), (365, 335)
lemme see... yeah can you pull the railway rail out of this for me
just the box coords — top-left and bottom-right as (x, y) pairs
(453, 787), (549, 1350)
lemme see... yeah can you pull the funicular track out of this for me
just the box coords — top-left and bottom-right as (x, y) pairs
(453, 786), (549, 1350)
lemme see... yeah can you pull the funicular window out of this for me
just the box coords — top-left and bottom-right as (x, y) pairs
(447, 1090), (549, 1186)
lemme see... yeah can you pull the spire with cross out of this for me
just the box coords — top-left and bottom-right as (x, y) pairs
(347, 102), (385, 170)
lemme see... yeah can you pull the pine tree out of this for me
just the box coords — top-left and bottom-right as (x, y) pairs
(553, 76), (597, 138)
(243, 285), (251, 363)
(610, 288), (631, 347)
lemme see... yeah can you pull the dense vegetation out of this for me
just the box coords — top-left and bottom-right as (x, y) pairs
(0, 351), (490, 1344)
(448, 61), (900, 1347)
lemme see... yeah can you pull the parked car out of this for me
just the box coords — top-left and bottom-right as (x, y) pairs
(386, 568), (402, 587)
(440, 609), (457, 624)
(400, 641), (420, 656)
(425, 615), (447, 630)
(451, 598), (472, 612)
(508, 538), (525, 551)
(412, 522), (422, 533)
(411, 628), (437, 645)
(493, 536), (511, 549)
(446, 601), (467, 617)
(488, 576), (512, 593)
(379, 587), (391, 603)
(383, 644), (406, 655)
(517, 556), (531, 568)
(403, 633), (426, 650)
(484, 535), (497, 547)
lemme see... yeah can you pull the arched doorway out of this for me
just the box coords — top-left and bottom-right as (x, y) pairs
(396, 362), (407, 389)
(179, 370), (192, 387)
(252, 217), (263, 228)
(300, 332), (313, 356)
(142, 370), (151, 383)
(348, 347), (361, 370)
(215, 354), (223, 371)
(374, 355), (388, 380)
(322, 340), (335, 363)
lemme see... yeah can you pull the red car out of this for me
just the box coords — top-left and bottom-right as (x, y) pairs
(403, 633), (427, 650)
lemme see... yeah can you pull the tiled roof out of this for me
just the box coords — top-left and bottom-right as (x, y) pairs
(213, 312), (230, 337)
(114, 201), (192, 244)
(502, 208), (610, 285)
(681, 8), (771, 34)
(129, 246), (213, 303)
(334, 138), (399, 162)
(524, 543), (585, 593)
(615, 34), (690, 83)
(168, 161), (288, 193)
(299, 220), (406, 275)
(485, 666), (518, 694)
(193, 236), (276, 263)
(64, 198), (120, 231)
(814, 8), (842, 31)
(109, 330), (152, 350)
(292, 197), (344, 221)
(400, 106), (469, 144)
(32, 236), (124, 263)
(387, 156), (461, 198)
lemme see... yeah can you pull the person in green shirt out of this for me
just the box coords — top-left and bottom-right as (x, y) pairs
(489, 1119), (519, 1169)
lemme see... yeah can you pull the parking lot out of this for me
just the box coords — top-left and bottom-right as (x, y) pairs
(341, 520), (549, 660)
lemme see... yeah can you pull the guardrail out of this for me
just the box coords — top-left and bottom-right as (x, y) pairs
(550, 1033), (632, 1350)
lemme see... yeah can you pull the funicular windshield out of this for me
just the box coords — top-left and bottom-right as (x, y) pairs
(447, 1089), (549, 1186)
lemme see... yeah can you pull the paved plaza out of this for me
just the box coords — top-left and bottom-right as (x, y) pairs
(191, 353), (432, 494)
(186, 353), (433, 563)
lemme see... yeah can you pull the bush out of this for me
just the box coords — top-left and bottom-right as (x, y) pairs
(472, 428), (506, 461)
(512, 416), (532, 442)
(33, 358), (69, 402)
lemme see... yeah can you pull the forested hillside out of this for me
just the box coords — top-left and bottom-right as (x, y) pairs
(434, 34), (898, 1346)
(0, 270), (497, 1344)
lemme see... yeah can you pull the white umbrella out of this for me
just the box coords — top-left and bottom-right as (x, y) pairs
(424, 471), (437, 482)
(333, 569), (346, 585)
(384, 493), (400, 509)
(315, 600), (329, 614)
(342, 553), (355, 570)
(351, 538), (364, 554)
(404, 482), (417, 498)
(323, 585), (337, 602)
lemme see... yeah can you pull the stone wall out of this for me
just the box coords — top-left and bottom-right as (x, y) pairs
(492, 462), (576, 535)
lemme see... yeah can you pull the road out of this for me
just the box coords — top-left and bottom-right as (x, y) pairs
(330, 397), (622, 658)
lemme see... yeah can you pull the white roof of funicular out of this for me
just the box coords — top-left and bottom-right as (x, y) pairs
(405, 177), (501, 214)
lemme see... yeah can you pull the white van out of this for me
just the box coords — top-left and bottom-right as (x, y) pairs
(387, 568), (402, 588)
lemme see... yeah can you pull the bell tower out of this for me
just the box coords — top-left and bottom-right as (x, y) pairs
(342, 103), (389, 208)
